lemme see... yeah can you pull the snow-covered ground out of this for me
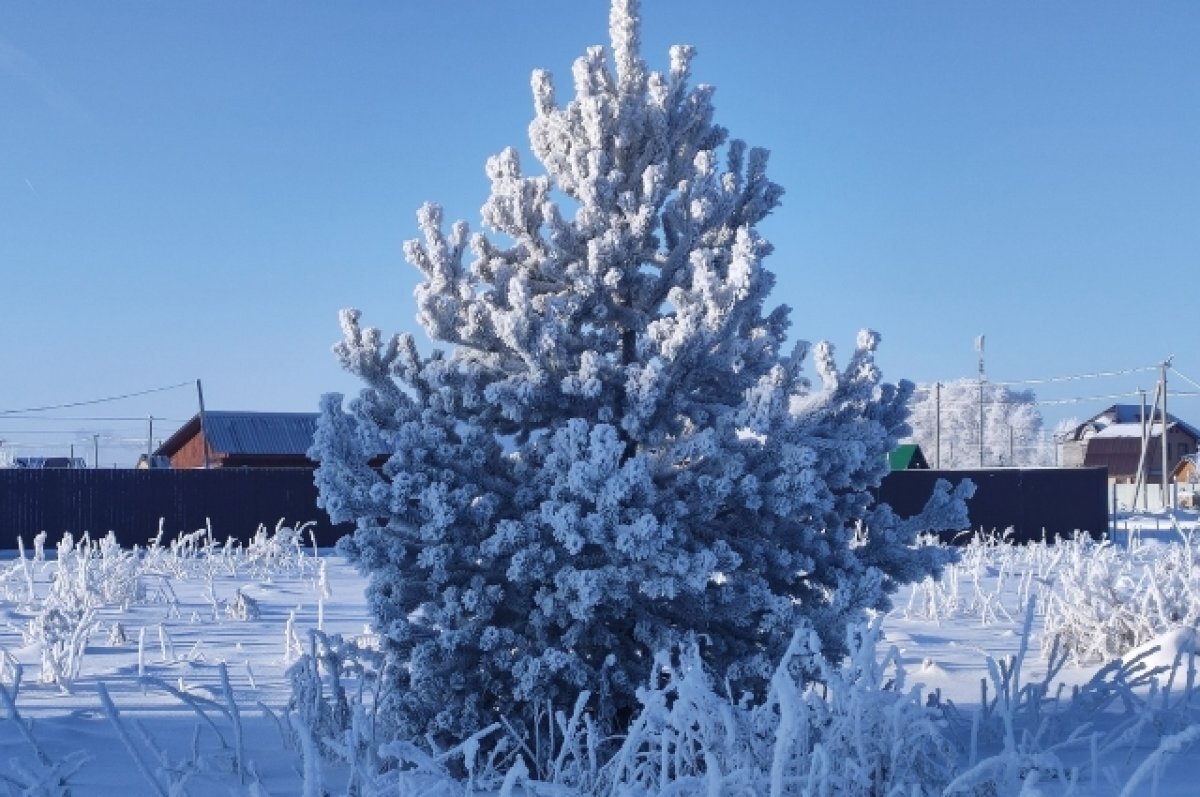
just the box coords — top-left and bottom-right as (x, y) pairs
(0, 523), (369, 795)
(5, 515), (1200, 794)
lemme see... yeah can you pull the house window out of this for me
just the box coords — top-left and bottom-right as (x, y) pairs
(1181, 442), (1192, 460)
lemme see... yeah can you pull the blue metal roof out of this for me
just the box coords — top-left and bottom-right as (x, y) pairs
(1109, 404), (1144, 424)
(200, 411), (319, 456)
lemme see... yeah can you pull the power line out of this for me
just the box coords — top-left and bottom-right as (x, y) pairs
(1034, 391), (1146, 406)
(990, 365), (1157, 387)
(1171, 368), (1200, 393)
(0, 381), (192, 416)
(922, 361), (1179, 411)
(0, 430), (106, 436)
(0, 415), (186, 422)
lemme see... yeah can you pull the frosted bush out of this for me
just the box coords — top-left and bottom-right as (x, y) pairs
(227, 588), (262, 621)
(27, 604), (95, 688)
(285, 628), (391, 786)
(244, 520), (318, 578)
(600, 619), (957, 796)
(1043, 532), (1200, 664)
(24, 532), (125, 688)
(904, 529), (1063, 626)
(900, 531), (1200, 666)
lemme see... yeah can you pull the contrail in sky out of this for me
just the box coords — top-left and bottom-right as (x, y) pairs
(24, 178), (38, 196)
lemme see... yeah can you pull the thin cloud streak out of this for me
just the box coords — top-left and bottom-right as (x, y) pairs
(0, 34), (85, 120)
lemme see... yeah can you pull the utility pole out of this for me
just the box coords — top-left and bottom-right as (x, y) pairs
(1162, 357), (1173, 509)
(1133, 383), (1159, 512)
(92, 434), (100, 469)
(1140, 388), (1149, 512)
(197, 379), (210, 470)
(147, 415), (155, 457)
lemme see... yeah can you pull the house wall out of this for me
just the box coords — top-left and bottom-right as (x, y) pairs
(166, 434), (317, 469)
(1131, 430), (1200, 482)
(170, 433), (215, 469)
(1061, 439), (1088, 468)
(1166, 429), (1198, 470)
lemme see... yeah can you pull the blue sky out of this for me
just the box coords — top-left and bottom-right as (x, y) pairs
(2, 1), (1198, 465)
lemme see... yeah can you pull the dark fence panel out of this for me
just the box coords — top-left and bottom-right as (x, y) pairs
(0, 469), (353, 549)
(878, 467), (1109, 543)
(0, 466), (1109, 550)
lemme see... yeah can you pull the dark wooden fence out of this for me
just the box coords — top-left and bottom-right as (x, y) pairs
(0, 466), (1109, 550)
(877, 467), (1110, 543)
(0, 469), (351, 548)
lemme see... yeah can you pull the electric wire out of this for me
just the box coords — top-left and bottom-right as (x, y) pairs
(0, 381), (192, 416)
(0, 415), (184, 422)
(993, 365), (1158, 386)
(1161, 367), (1200, 391)
(922, 361), (1187, 409)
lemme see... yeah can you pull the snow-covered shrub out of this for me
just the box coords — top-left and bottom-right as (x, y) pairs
(88, 531), (144, 608)
(27, 604), (95, 688)
(285, 629), (392, 788)
(597, 619), (957, 796)
(1043, 532), (1200, 664)
(25, 532), (135, 688)
(243, 520), (317, 579)
(226, 588), (261, 621)
(312, 0), (971, 754)
(903, 529), (1062, 625)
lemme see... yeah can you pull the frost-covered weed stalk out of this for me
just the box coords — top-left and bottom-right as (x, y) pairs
(288, 603), (1200, 796)
(4, 522), (321, 690)
(0, 523), (329, 794)
(903, 530), (1200, 666)
(903, 529), (1063, 626)
(311, 0), (971, 753)
(22, 532), (141, 689)
(288, 620), (958, 796)
(1042, 531), (1200, 664)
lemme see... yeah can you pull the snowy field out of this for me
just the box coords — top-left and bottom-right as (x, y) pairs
(0, 523), (367, 795)
(4, 517), (1200, 794)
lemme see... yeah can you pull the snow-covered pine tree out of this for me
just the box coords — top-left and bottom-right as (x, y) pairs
(312, 0), (971, 750)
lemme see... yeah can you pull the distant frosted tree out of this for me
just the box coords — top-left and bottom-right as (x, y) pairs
(311, 0), (971, 751)
(907, 379), (1050, 468)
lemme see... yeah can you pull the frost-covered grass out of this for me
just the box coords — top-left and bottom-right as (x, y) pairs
(901, 524), (1200, 666)
(0, 521), (360, 795)
(5, 523), (1200, 794)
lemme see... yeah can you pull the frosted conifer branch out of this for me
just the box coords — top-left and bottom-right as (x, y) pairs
(610, 0), (645, 96)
